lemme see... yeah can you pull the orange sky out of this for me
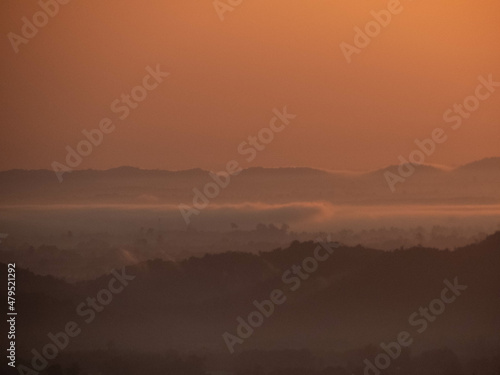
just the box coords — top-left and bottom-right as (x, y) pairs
(1, 0), (500, 172)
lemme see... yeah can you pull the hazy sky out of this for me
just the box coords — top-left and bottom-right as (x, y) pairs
(1, 0), (500, 172)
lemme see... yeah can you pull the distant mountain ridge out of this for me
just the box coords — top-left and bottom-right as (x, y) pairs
(0, 157), (499, 206)
(1, 156), (499, 176)
(457, 157), (500, 171)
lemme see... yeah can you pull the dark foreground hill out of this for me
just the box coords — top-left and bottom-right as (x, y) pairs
(3, 232), (500, 374)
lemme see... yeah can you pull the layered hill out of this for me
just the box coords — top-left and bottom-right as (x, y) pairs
(0, 157), (499, 205)
(7, 232), (500, 359)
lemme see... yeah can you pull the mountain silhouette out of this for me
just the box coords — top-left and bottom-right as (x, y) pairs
(8, 232), (500, 360)
(1, 157), (499, 205)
